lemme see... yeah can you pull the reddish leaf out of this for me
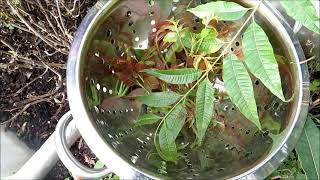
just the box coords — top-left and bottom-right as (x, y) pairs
(155, 59), (166, 70)
(144, 75), (160, 90)
(126, 88), (146, 98)
(116, 72), (136, 86)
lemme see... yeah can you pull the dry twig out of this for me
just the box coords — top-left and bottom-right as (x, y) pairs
(0, 50), (66, 69)
(7, 0), (69, 54)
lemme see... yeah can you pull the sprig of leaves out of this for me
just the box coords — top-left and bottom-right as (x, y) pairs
(134, 0), (290, 163)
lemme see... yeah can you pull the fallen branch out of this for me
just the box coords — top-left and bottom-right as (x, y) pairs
(36, 0), (59, 36)
(7, 0), (69, 55)
(0, 39), (15, 52)
(15, 67), (49, 95)
(0, 50), (67, 69)
(1, 96), (56, 126)
(55, 0), (72, 41)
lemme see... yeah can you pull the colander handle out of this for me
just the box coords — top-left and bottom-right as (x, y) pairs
(55, 111), (112, 179)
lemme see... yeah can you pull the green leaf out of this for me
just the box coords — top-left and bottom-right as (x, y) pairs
(296, 173), (308, 180)
(87, 83), (100, 109)
(138, 91), (180, 107)
(165, 41), (183, 63)
(158, 104), (187, 162)
(242, 22), (286, 102)
(134, 49), (144, 61)
(180, 28), (193, 49)
(310, 79), (320, 92)
(195, 78), (215, 146)
(280, 0), (320, 34)
(163, 32), (178, 43)
(144, 68), (202, 84)
(187, 1), (248, 24)
(94, 160), (105, 169)
(135, 114), (161, 127)
(261, 115), (281, 134)
(222, 53), (261, 129)
(295, 117), (320, 180)
(197, 27), (222, 54)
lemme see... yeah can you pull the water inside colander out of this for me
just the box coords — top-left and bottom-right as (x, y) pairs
(82, 0), (294, 179)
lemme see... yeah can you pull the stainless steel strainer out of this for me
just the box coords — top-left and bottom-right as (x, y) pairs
(55, 0), (309, 179)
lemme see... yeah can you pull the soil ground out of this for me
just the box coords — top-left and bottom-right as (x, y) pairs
(1, 1), (97, 179)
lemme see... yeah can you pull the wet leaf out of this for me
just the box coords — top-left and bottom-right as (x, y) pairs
(195, 78), (215, 146)
(281, 0), (320, 34)
(242, 22), (286, 102)
(138, 91), (180, 107)
(295, 117), (320, 180)
(144, 68), (202, 84)
(135, 114), (162, 127)
(187, 1), (248, 25)
(158, 104), (187, 162)
(222, 53), (260, 129)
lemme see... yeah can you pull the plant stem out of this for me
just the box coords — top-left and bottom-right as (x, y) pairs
(153, 1), (262, 154)
(175, 26), (190, 58)
(153, 70), (208, 147)
(212, 2), (261, 63)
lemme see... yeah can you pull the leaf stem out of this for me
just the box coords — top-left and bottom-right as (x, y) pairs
(211, 1), (261, 63)
(175, 25), (190, 58)
(153, 70), (209, 148)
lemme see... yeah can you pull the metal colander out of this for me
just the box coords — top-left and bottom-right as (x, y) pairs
(61, 0), (309, 179)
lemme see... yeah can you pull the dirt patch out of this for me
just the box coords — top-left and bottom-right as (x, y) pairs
(1, 0), (97, 179)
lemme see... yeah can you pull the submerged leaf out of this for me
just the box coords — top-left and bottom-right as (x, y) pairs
(144, 68), (202, 84)
(135, 114), (162, 127)
(281, 0), (320, 34)
(187, 1), (248, 24)
(295, 117), (320, 180)
(242, 22), (286, 102)
(158, 104), (187, 162)
(222, 54), (260, 129)
(138, 91), (180, 107)
(195, 78), (215, 146)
